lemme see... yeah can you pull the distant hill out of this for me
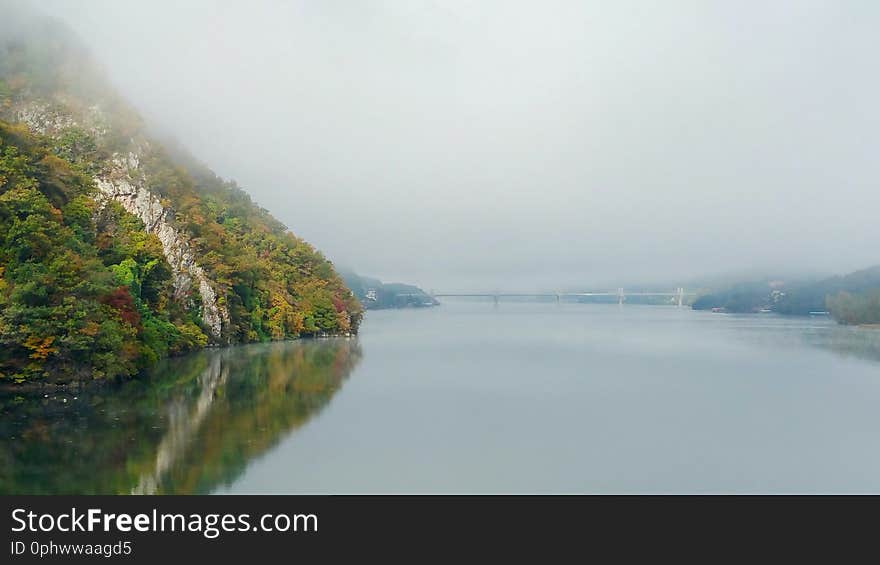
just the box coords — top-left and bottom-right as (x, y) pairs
(692, 265), (880, 323)
(691, 280), (786, 313)
(776, 266), (880, 316)
(341, 271), (438, 309)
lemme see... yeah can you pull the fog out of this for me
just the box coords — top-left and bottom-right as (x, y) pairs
(27, 1), (880, 290)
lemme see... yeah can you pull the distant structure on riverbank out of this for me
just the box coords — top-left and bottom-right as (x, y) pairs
(341, 272), (439, 310)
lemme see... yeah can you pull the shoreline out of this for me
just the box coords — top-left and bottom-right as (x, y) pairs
(0, 332), (358, 392)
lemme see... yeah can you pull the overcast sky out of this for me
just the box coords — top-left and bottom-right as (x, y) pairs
(26, 0), (880, 290)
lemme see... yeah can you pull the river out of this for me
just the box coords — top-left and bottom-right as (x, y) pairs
(4, 301), (880, 494)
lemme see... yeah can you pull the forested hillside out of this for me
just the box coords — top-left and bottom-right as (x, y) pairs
(691, 266), (880, 324)
(0, 11), (361, 384)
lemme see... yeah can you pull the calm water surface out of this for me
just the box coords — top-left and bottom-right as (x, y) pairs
(4, 302), (880, 494)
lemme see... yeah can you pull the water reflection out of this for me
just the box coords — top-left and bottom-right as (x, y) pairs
(701, 314), (880, 366)
(803, 325), (880, 364)
(0, 339), (361, 494)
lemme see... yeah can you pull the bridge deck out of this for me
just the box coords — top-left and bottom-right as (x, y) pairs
(431, 292), (695, 297)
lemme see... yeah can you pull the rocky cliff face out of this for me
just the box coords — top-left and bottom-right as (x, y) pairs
(13, 101), (230, 342)
(95, 150), (229, 341)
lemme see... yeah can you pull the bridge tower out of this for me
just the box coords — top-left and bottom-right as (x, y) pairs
(676, 287), (684, 308)
(617, 287), (625, 306)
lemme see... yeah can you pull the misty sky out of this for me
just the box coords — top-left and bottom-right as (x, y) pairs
(25, 1), (880, 290)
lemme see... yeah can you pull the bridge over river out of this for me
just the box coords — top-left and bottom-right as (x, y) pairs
(409, 288), (698, 307)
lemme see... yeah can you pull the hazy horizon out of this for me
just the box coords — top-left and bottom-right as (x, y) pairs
(20, 0), (880, 291)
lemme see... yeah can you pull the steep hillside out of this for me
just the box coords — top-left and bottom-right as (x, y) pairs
(0, 11), (361, 383)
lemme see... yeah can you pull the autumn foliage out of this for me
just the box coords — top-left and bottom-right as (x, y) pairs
(0, 23), (361, 384)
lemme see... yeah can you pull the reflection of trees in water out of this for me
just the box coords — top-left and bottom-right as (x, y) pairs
(725, 318), (880, 365)
(132, 353), (229, 495)
(802, 325), (880, 364)
(151, 340), (363, 494)
(0, 339), (361, 494)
